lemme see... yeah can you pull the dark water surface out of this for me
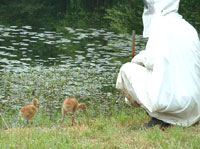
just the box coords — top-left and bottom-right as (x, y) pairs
(0, 25), (146, 72)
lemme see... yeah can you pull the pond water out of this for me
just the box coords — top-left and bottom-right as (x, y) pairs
(0, 25), (147, 123)
(0, 25), (146, 72)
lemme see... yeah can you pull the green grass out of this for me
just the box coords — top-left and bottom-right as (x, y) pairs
(0, 107), (200, 149)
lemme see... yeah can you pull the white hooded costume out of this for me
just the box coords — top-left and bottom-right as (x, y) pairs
(116, 0), (200, 126)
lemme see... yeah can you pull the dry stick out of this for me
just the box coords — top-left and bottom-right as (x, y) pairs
(132, 30), (136, 58)
(0, 113), (9, 129)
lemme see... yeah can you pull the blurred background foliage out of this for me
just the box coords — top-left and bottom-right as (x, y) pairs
(0, 0), (199, 34)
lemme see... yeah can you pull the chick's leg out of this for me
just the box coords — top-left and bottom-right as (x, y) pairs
(61, 110), (67, 124)
(71, 114), (75, 126)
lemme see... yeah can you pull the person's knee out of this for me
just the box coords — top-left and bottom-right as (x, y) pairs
(121, 62), (132, 71)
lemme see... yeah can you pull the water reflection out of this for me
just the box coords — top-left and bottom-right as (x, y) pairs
(0, 25), (146, 72)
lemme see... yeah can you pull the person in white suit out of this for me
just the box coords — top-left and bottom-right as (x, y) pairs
(116, 0), (200, 128)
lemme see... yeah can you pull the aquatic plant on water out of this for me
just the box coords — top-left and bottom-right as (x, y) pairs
(0, 66), (125, 118)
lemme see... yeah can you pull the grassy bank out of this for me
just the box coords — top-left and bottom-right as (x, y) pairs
(0, 67), (200, 148)
(0, 108), (200, 149)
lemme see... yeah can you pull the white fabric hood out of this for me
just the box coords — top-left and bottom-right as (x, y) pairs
(142, 0), (180, 37)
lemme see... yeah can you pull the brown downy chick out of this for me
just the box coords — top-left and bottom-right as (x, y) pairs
(20, 98), (38, 124)
(61, 97), (86, 126)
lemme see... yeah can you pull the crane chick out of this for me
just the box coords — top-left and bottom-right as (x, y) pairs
(61, 97), (86, 126)
(19, 98), (38, 124)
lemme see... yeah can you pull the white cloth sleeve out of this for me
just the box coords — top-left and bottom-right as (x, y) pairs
(131, 50), (153, 70)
